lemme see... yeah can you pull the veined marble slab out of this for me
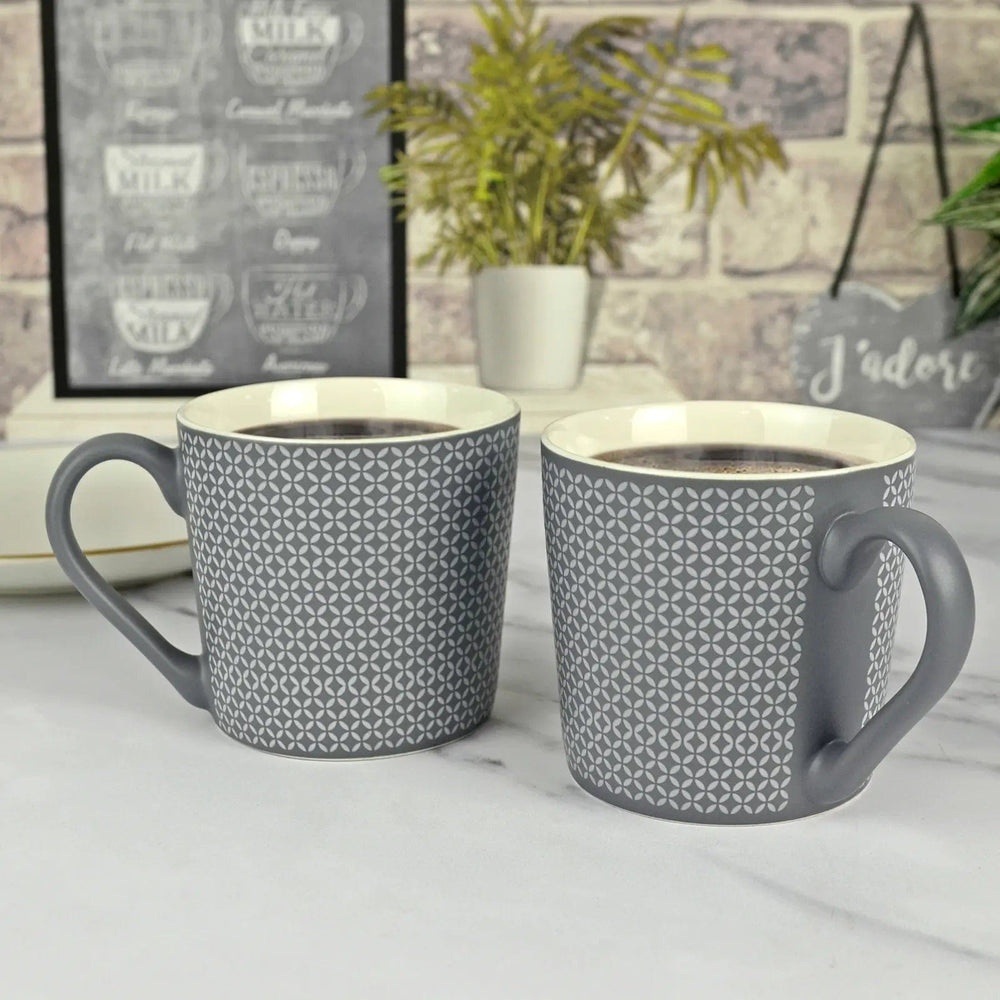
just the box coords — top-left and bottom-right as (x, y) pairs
(1, 433), (998, 997)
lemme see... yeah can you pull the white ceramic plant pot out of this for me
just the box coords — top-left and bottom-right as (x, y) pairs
(473, 265), (590, 391)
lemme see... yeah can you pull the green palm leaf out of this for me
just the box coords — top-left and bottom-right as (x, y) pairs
(365, 0), (786, 271)
(951, 115), (1000, 143)
(933, 151), (1000, 217)
(953, 239), (1000, 335)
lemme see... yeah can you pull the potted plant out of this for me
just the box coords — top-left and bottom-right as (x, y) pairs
(929, 114), (1000, 336)
(367, 0), (787, 391)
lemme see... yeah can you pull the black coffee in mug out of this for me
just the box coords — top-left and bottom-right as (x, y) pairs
(46, 377), (522, 761)
(542, 400), (975, 824)
(594, 443), (863, 474)
(238, 418), (458, 439)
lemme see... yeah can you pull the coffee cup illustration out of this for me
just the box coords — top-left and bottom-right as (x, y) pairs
(236, 1), (364, 89)
(90, 3), (222, 91)
(111, 272), (234, 354)
(104, 140), (229, 215)
(238, 137), (366, 219)
(242, 267), (368, 348)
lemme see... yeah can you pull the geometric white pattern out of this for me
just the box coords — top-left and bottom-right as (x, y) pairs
(864, 463), (915, 723)
(178, 422), (519, 756)
(543, 462), (816, 816)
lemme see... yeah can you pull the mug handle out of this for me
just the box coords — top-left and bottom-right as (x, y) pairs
(45, 434), (210, 710)
(203, 12), (224, 53)
(343, 275), (369, 324)
(211, 273), (235, 322)
(344, 148), (368, 193)
(340, 12), (365, 64)
(206, 140), (231, 192)
(806, 507), (975, 805)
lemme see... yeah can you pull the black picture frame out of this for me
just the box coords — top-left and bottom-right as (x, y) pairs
(41, 0), (407, 397)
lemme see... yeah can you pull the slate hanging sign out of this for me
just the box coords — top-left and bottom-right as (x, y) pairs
(792, 4), (1000, 429)
(794, 285), (1000, 428)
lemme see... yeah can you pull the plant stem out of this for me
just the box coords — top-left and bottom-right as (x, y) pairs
(495, 179), (519, 262)
(532, 162), (552, 263)
(566, 57), (673, 265)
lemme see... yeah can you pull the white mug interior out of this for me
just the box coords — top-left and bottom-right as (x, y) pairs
(542, 400), (916, 478)
(178, 378), (520, 442)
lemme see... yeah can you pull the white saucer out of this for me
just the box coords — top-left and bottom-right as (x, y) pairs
(0, 443), (191, 595)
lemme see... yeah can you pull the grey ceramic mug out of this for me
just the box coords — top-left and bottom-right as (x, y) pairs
(542, 401), (975, 824)
(47, 378), (520, 758)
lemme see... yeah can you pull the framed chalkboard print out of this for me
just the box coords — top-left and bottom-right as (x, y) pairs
(41, 0), (406, 396)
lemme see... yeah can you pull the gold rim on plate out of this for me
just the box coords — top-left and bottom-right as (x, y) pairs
(0, 538), (189, 562)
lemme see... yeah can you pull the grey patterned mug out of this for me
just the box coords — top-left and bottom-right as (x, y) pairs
(47, 379), (520, 758)
(542, 402), (975, 824)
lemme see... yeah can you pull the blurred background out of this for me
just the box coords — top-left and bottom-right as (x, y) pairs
(0, 0), (996, 433)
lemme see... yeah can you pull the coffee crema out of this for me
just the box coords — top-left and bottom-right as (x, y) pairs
(237, 418), (458, 440)
(593, 444), (863, 475)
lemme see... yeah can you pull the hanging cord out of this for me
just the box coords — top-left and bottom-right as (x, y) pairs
(915, 5), (960, 297)
(831, 3), (960, 298)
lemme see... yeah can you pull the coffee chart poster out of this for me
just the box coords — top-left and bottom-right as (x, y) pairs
(42, 1), (406, 396)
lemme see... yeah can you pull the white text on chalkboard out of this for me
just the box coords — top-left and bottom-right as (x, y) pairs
(809, 334), (985, 405)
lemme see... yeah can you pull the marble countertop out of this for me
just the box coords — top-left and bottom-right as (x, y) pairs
(3, 433), (999, 997)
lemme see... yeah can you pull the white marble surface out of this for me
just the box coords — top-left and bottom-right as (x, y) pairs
(2, 433), (999, 997)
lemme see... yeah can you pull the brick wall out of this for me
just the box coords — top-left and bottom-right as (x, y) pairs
(0, 0), (49, 432)
(0, 1), (996, 430)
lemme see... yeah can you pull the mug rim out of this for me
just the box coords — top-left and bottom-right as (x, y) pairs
(177, 377), (520, 444)
(541, 400), (917, 480)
